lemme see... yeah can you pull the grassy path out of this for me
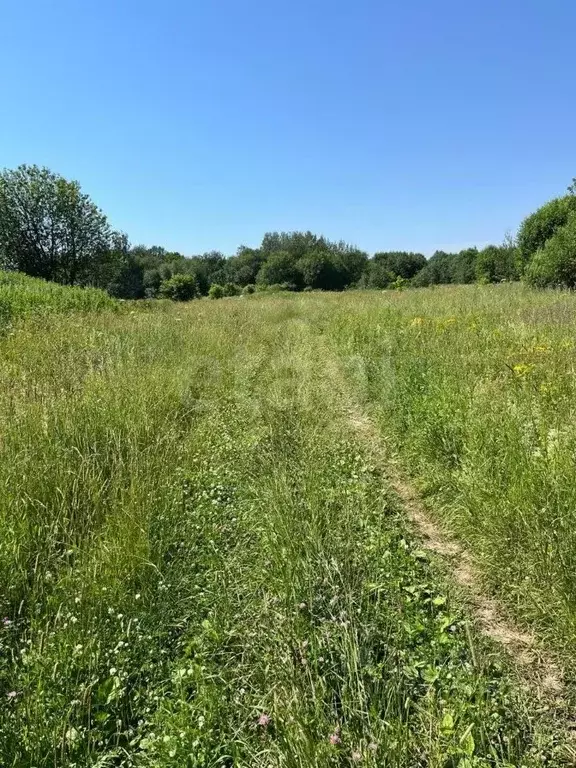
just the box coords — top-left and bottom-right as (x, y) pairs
(0, 296), (569, 766)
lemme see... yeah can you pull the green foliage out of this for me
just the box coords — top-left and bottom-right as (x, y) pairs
(413, 249), (478, 287)
(158, 273), (198, 301)
(227, 247), (266, 286)
(222, 282), (240, 297)
(475, 242), (519, 283)
(256, 250), (301, 289)
(297, 249), (339, 290)
(241, 283), (255, 295)
(0, 164), (124, 288)
(208, 283), (224, 299)
(525, 212), (576, 287)
(364, 252), (426, 288)
(517, 195), (576, 267)
(0, 270), (117, 319)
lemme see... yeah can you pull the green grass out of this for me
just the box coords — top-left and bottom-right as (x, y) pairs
(0, 288), (572, 766)
(0, 271), (117, 325)
(325, 284), (576, 660)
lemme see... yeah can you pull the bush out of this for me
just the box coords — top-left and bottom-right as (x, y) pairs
(209, 284), (224, 299)
(242, 284), (255, 295)
(525, 212), (576, 288)
(222, 282), (240, 297)
(517, 196), (576, 268)
(158, 273), (198, 301)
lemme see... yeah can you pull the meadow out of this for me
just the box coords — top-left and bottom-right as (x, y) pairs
(1, 280), (575, 766)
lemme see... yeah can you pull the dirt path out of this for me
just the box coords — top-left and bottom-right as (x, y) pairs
(312, 326), (576, 745)
(346, 403), (569, 700)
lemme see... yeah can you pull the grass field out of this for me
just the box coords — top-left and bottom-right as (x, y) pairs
(1, 283), (575, 766)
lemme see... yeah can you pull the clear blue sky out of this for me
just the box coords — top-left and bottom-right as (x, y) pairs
(1, 0), (575, 256)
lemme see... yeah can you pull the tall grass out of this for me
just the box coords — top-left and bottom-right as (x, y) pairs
(326, 283), (576, 661)
(0, 291), (567, 766)
(0, 271), (117, 326)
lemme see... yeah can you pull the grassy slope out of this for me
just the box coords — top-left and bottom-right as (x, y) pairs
(0, 271), (117, 322)
(0, 289), (569, 766)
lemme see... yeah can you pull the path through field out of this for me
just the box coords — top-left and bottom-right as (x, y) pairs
(0, 293), (571, 766)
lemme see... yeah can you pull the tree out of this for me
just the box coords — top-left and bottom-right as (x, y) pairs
(256, 250), (302, 289)
(525, 212), (576, 288)
(365, 251), (426, 288)
(188, 251), (229, 295)
(0, 164), (119, 286)
(158, 273), (198, 301)
(475, 241), (519, 283)
(517, 196), (576, 268)
(373, 251), (426, 280)
(297, 250), (339, 290)
(227, 246), (266, 286)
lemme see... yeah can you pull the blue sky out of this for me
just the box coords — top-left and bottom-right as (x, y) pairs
(1, 0), (575, 256)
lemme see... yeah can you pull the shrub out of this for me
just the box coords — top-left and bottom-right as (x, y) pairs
(209, 284), (224, 299)
(525, 212), (576, 288)
(242, 284), (255, 295)
(517, 196), (576, 268)
(158, 273), (198, 301)
(222, 282), (240, 297)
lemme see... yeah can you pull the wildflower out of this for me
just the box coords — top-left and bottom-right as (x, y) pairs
(257, 713), (270, 727)
(352, 751), (362, 761)
(2, 617), (11, 627)
(411, 317), (424, 327)
(368, 742), (378, 752)
(512, 363), (534, 377)
(6, 691), (17, 700)
(329, 727), (341, 746)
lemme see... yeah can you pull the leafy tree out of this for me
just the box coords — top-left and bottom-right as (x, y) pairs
(373, 251), (426, 279)
(158, 273), (198, 301)
(475, 241), (519, 283)
(0, 164), (120, 286)
(188, 251), (229, 294)
(242, 284), (255, 295)
(256, 250), (301, 289)
(297, 250), (339, 290)
(364, 251), (426, 288)
(261, 231), (321, 260)
(331, 243), (368, 287)
(525, 212), (576, 288)
(107, 238), (145, 299)
(517, 196), (576, 268)
(412, 249), (477, 287)
(227, 246), (266, 286)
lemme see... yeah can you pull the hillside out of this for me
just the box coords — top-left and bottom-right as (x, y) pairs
(0, 270), (117, 325)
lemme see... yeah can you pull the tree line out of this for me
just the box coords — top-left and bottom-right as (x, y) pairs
(0, 164), (574, 300)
